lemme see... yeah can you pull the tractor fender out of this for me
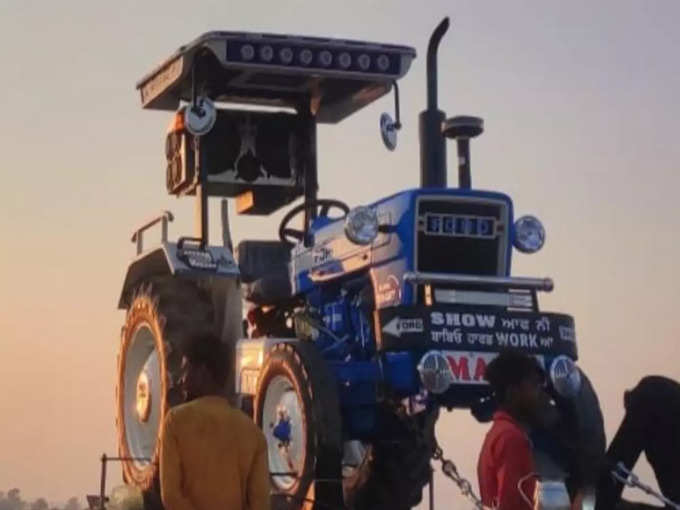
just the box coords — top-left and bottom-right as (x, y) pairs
(118, 242), (240, 309)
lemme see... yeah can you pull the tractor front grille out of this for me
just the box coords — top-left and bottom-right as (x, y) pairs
(415, 196), (509, 276)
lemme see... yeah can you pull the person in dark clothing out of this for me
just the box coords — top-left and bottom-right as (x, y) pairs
(596, 376), (680, 510)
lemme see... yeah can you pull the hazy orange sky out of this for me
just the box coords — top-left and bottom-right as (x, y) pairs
(1, 0), (678, 506)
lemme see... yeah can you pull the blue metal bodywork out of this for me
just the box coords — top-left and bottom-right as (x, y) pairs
(285, 187), (539, 437)
(291, 188), (514, 299)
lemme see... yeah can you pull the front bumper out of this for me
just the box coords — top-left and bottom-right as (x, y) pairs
(374, 304), (577, 358)
(375, 303), (578, 406)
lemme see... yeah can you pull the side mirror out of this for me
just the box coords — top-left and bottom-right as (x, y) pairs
(380, 113), (398, 151)
(379, 81), (402, 151)
(184, 96), (217, 136)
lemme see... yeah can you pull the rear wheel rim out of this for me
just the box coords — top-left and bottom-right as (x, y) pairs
(262, 375), (305, 491)
(123, 323), (162, 469)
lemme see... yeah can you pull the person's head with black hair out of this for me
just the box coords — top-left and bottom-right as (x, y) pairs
(485, 349), (548, 426)
(180, 331), (229, 402)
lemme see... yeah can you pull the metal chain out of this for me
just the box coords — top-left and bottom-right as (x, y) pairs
(390, 400), (491, 510)
(431, 442), (491, 510)
(612, 463), (680, 510)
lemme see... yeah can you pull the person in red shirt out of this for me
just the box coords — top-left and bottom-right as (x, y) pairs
(478, 350), (550, 509)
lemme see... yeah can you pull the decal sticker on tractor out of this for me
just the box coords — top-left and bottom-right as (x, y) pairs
(442, 351), (545, 385)
(312, 245), (332, 266)
(559, 325), (576, 342)
(376, 305), (577, 358)
(376, 274), (402, 307)
(445, 351), (496, 384)
(382, 317), (424, 337)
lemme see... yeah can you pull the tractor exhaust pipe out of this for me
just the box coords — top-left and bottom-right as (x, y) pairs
(419, 17), (450, 189)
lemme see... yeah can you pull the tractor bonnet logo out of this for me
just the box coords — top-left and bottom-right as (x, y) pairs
(382, 317), (424, 337)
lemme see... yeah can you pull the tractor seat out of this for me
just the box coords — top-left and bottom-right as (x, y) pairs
(236, 240), (292, 304)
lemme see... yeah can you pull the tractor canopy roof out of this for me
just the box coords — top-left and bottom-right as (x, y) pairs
(136, 31), (416, 123)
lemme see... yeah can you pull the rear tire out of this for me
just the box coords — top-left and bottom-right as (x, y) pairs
(116, 277), (215, 489)
(254, 342), (343, 510)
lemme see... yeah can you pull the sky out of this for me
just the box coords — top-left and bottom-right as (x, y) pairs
(0, 0), (678, 506)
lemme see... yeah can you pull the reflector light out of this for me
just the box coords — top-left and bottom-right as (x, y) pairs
(240, 44), (255, 61)
(279, 47), (294, 64)
(224, 38), (405, 76)
(318, 50), (333, 67)
(357, 54), (371, 70)
(299, 49), (313, 66)
(338, 52), (351, 69)
(166, 110), (185, 134)
(259, 45), (274, 62)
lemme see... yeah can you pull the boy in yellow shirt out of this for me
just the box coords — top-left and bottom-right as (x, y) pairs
(160, 332), (270, 510)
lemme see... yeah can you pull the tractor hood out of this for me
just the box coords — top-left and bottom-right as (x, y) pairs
(291, 188), (515, 294)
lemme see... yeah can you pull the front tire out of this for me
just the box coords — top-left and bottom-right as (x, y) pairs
(254, 342), (343, 510)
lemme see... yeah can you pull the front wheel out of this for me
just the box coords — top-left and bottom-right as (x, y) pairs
(343, 407), (439, 510)
(254, 342), (343, 510)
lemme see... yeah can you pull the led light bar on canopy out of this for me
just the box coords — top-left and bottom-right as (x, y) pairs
(136, 31), (416, 123)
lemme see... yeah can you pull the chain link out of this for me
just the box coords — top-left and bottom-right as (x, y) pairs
(391, 403), (680, 510)
(432, 441), (491, 510)
(395, 403), (680, 510)
(612, 463), (680, 510)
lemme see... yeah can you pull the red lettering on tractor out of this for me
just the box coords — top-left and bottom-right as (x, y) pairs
(446, 355), (470, 381)
(473, 356), (487, 381)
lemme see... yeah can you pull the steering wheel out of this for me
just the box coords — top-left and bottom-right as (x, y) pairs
(279, 199), (350, 246)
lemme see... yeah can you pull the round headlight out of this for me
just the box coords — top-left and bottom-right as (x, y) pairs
(549, 356), (582, 398)
(513, 215), (545, 253)
(344, 206), (378, 245)
(417, 351), (452, 394)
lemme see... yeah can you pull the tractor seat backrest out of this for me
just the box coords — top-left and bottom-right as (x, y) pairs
(237, 240), (292, 305)
(236, 240), (291, 284)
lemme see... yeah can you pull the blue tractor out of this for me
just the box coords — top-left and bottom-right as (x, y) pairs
(116, 19), (605, 510)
